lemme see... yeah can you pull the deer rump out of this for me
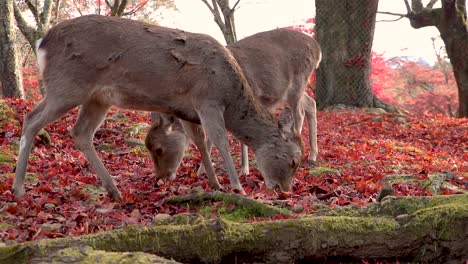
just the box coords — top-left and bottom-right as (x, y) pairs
(13, 15), (305, 201)
(146, 28), (321, 185)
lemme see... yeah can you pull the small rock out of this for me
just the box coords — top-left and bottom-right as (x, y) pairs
(291, 205), (304, 213)
(44, 203), (56, 209)
(96, 208), (114, 214)
(190, 186), (205, 194)
(372, 116), (384, 122)
(153, 214), (172, 225)
(41, 223), (62, 231)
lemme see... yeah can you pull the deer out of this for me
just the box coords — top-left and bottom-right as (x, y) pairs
(145, 28), (321, 184)
(12, 15), (306, 201)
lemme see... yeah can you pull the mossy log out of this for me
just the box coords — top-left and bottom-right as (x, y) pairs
(0, 194), (466, 263)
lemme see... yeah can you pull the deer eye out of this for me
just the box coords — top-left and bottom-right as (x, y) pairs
(155, 148), (163, 156)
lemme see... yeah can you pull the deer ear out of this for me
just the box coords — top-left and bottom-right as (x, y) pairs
(160, 114), (175, 133)
(150, 113), (163, 128)
(278, 107), (294, 134)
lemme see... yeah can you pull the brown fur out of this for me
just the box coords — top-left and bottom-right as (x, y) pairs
(13, 15), (303, 200)
(146, 28), (321, 185)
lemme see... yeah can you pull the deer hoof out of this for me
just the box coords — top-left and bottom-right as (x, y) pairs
(209, 182), (222, 190)
(110, 190), (123, 201)
(239, 167), (249, 176)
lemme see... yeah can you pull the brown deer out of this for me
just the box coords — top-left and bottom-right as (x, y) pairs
(12, 15), (305, 200)
(146, 28), (321, 184)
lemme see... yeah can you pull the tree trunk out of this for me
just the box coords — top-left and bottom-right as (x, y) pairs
(405, 0), (468, 117)
(315, 0), (383, 109)
(0, 0), (24, 98)
(0, 194), (466, 263)
(440, 3), (468, 118)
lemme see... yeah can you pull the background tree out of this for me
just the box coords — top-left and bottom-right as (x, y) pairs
(13, 0), (54, 55)
(314, 0), (388, 110)
(379, 0), (467, 117)
(0, 0), (24, 98)
(200, 0), (240, 44)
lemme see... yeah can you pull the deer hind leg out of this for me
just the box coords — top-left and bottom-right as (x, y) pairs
(181, 121), (221, 189)
(13, 99), (77, 199)
(301, 94), (318, 163)
(70, 99), (122, 201)
(197, 105), (245, 194)
(239, 144), (249, 175)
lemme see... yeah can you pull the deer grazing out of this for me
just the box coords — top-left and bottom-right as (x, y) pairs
(146, 28), (321, 183)
(12, 15), (305, 200)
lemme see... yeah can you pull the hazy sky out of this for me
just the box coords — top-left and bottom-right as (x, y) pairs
(159, 0), (443, 63)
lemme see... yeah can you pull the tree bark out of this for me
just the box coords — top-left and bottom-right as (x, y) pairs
(0, 0), (24, 98)
(404, 0), (468, 117)
(315, 0), (385, 109)
(0, 194), (466, 263)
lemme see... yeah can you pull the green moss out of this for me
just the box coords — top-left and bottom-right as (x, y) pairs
(80, 184), (107, 201)
(199, 203), (270, 222)
(0, 244), (29, 264)
(96, 143), (112, 151)
(25, 173), (39, 184)
(128, 123), (150, 138)
(408, 202), (468, 240)
(0, 153), (12, 164)
(167, 192), (290, 220)
(0, 100), (17, 126)
(372, 194), (468, 218)
(308, 166), (340, 176)
(0, 223), (13, 230)
(51, 246), (174, 264)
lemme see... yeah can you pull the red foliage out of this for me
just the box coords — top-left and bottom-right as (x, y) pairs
(0, 97), (466, 243)
(371, 55), (458, 117)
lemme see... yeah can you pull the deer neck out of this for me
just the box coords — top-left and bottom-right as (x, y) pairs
(223, 85), (281, 151)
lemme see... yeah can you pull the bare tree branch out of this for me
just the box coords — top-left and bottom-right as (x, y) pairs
(54, 0), (62, 23)
(200, 0), (215, 13)
(105, 0), (113, 10)
(39, 0), (53, 34)
(117, 0), (128, 16)
(377, 16), (405, 22)
(232, 0), (241, 10)
(411, 0), (424, 12)
(426, 0), (440, 9)
(404, 0), (412, 13)
(377, 11), (409, 17)
(13, 1), (38, 51)
(24, 0), (39, 24)
(72, 0), (84, 16)
(200, 0), (227, 35)
(122, 0), (149, 16)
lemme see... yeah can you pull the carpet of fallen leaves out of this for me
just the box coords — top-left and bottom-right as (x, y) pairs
(0, 98), (466, 243)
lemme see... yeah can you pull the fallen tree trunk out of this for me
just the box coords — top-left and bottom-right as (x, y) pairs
(0, 194), (466, 263)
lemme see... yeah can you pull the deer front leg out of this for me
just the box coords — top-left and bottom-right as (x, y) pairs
(302, 94), (318, 163)
(239, 144), (250, 175)
(181, 121), (221, 189)
(71, 100), (122, 201)
(197, 105), (245, 194)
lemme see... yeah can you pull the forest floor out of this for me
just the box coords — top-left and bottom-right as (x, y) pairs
(0, 98), (466, 243)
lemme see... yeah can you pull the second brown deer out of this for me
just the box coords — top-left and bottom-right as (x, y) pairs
(145, 28), (321, 188)
(12, 15), (307, 200)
